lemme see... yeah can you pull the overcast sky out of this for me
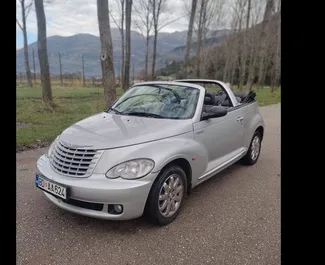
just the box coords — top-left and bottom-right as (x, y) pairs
(16, 0), (267, 50)
(16, 0), (194, 49)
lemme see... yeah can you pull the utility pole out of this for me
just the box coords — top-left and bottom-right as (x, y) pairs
(82, 54), (85, 87)
(59, 52), (63, 86)
(32, 47), (36, 84)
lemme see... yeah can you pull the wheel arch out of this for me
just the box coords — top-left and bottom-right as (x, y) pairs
(255, 125), (264, 141)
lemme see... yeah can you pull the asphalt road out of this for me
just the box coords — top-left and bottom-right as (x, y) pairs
(16, 104), (281, 265)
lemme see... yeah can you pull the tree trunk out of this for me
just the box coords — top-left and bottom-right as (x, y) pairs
(239, 0), (251, 91)
(59, 52), (63, 86)
(246, 46), (257, 90)
(123, 0), (132, 89)
(120, 0), (125, 90)
(20, 0), (33, 88)
(151, 30), (158, 80)
(195, 0), (205, 78)
(32, 47), (36, 84)
(97, 0), (116, 106)
(184, 0), (197, 78)
(82, 54), (85, 87)
(151, 0), (161, 80)
(145, 31), (150, 80)
(223, 59), (228, 82)
(256, 0), (274, 88)
(34, 0), (52, 102)
(274, 12), (281, 89)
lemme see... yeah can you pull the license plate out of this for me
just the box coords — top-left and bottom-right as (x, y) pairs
(35, 175), (68, 200)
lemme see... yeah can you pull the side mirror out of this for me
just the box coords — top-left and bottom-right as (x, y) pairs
(202, 106), (227, 120)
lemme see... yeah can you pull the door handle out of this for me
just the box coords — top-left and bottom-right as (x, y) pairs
(237, 117), (244, 122)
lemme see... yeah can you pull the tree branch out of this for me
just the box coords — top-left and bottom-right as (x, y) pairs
(16, 19), (23, 31)
(108, 8), (122, 30)
(25, 1), (34, 19)
(157, 14), (187, 31)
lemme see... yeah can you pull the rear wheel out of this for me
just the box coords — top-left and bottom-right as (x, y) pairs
(241, 131), (262, 165)
(145, 165), (187, 226)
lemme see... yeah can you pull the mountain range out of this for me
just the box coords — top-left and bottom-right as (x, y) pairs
(16, 28), (230, 76)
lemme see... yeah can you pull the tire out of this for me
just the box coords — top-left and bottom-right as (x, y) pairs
(145, 165), (187, 226)
(241, 131), (262, 165)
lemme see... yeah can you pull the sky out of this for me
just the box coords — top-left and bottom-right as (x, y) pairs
(16, 0), (267, 50)
(16, 0), (191, 49)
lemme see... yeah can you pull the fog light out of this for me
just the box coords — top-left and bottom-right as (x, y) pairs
(113, 204), (123, 214)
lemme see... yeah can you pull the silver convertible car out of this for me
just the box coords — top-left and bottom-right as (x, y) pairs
(35, 79), (265, 225)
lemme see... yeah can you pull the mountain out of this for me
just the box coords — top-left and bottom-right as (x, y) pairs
(153, 29), (231, 69)
(16, 28), (229, 76)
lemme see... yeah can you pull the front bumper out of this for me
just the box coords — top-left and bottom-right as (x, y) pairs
(36, 155), (159, 220)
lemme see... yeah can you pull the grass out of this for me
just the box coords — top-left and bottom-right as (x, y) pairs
(16, 85), (280, 150)
(16, 86), (124, 149)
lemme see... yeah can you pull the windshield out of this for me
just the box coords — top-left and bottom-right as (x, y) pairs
(108, 84), (200, 119)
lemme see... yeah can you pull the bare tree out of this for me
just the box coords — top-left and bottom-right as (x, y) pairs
(17, 0), (33, 88)
(150, 0), (164, 79)
(123, 0), (133, 89)
(34, 0), (52, 102)
(236, 0), (250, 90)
(245, 0), (264, 89)
(184, 0), (198, 78)
(256, 0), (274, 89)
(32, 47), (36, 83)
(148, 0), (186, 79)
(58, 52), (63, 86)
(193, 0), (225, 78)
(133, 0), (154, 80)
(97, 0), (116, 106)
(177, 0), (279, 89)
(109, 0), (125, 88)
(272, 6), (280, 90)
(195, 0), (206, 78)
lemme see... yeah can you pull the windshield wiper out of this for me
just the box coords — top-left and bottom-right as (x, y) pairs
(123, 111), (164, 119)
(108, 107), (122, 114)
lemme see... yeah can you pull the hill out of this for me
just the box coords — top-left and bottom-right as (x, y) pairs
(16, 28), (229, 76)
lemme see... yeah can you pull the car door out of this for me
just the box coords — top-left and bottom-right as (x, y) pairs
(193, 107), (244, 171)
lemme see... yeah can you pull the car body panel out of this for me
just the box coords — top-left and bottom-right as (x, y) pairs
(59, 112), (193, 150)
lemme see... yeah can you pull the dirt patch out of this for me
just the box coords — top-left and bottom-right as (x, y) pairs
(16, 122), (31, 128)
(16, 140), (51, 153)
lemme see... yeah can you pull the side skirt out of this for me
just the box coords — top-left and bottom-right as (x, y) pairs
(196, 148), (247, 186)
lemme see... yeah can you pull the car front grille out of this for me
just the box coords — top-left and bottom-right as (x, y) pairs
(49, 141), (102, 177)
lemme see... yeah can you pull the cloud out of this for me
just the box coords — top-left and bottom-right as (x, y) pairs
(17, 0), (259, 48)
(17, 0), (190, 40)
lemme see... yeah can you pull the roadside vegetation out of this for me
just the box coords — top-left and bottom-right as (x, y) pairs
(16, 85), (280, 151)
(16, 0), (280, 151)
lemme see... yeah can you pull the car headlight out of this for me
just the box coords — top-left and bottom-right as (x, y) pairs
(105, 159), (155, 180)
(47, 136), (60, 157)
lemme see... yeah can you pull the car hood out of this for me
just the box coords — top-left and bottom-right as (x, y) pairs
(59, 112), (193, 150)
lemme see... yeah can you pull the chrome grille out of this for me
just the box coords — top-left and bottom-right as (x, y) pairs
(49, 141), (102, 177)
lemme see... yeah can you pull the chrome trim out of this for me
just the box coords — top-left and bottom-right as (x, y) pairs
(49, 141), (103, 178)
(198, 149), (247, 181)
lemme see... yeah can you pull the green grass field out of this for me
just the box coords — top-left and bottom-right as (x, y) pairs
(16, 85), (280, 150)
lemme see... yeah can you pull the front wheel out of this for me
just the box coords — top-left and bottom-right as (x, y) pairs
(241, 131), (262, 165)
(145, 165), (187, 226)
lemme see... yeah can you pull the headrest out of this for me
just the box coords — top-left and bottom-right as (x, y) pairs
(204, 96), (212, 105)
(204, 92), (216, 105)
